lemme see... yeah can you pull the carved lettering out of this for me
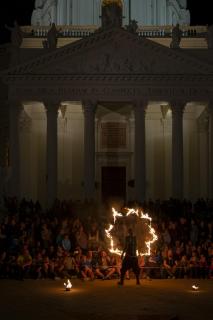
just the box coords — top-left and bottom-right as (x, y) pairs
(9, 84), (213, 102)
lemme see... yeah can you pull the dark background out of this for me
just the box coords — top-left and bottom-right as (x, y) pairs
(0, 0), (212, 44)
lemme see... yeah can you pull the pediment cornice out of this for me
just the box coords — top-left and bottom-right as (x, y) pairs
(2, 27), (213, 78)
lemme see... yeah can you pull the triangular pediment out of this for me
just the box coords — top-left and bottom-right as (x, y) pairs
(4, 27), (213, 76)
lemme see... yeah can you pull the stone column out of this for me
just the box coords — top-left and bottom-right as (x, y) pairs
(45, 102), (59, 208)
(83, 101), (96, 201)
(9, 101), (23, 198)
(134, 101), (147, 203)
(171, 101), (185, 199)
(208, 102), (213, 198)
(197, 109), (209, 198)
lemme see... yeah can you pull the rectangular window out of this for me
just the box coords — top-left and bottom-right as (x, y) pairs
(101, 122), (126, 149)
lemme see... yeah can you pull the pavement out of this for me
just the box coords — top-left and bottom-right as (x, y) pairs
(0, 279), (212, 320)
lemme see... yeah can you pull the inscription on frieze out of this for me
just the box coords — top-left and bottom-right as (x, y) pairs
(11, 85), (213, 101)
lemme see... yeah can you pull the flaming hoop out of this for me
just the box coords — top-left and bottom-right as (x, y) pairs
(105, 208), (158, 256)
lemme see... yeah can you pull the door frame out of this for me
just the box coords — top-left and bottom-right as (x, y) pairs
(96, 151), (133, 203)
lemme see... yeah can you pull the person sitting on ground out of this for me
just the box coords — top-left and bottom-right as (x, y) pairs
(146, 249), (161, 280)
(162, 249), (177, 279)
(95, 250), (116, 280)
(16, 248), (32, 280)
(189, 250), (199, 278)
(88, 222), (99, 250)
(111, 254), (122, 278)
(80, 253), (95, 281)
(175, 255), (189, 279)
(62, 234), (71, 252)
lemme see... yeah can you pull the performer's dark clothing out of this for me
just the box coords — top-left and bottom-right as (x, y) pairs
(120, 235), (140, 284)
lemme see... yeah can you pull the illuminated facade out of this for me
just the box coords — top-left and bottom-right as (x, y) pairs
(0, 2), (213, 208)
(31, 0), (190, 27)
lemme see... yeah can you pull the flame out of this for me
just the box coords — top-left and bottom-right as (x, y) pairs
(64, 279), (72, 289)
(112, 207), (123, 224)
(192, 285), (199, 291)
(105, 207), (158, 256)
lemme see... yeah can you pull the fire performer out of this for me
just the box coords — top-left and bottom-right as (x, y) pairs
(118, 228), (140, 285)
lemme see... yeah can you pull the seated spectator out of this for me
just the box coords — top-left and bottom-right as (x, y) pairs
(80, 253), (95, 281)
(95, 250), (116, 280)
(41, 256), (50, 279)
(7, 254), (17, 279)
(52, 256), (64, 279)
(62, 252), (78, 278)
(162, 249), (177, 279)
(176, 255), (189, 279)
(208, 257), (213, 279)
(145, 249), (161, 279)
(62, 234), (71, 252)
(16, 248), (32, 280)
(111, 254), (122, 278)
(199, 254), (208, 279)
(88, 222), (99, 250)
(41, 223), (52, 249)
(31, 252), (43, 279)
(0, 251), (7, 278)
(75, 226), (88, 254)
(189, 251), (199, 278)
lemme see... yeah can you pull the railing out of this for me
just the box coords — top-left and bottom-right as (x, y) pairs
(21, 25), (208, 39)
(21, 25), (99, 38)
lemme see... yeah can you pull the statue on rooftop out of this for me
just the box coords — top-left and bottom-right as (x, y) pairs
(125, 19), (138, 34)
(101, 0), (123, 29)
(170, 23), (182, 49)
(42, 22), (58, 49)
(5, 21), (23, 48)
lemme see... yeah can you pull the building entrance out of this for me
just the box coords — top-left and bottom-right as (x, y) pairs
(101, 166), (126, 202)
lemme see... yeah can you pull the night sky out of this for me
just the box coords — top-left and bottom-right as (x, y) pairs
(0, 0), (212, 44)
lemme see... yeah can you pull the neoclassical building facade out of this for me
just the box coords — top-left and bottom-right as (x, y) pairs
(0, 2), (213, 208)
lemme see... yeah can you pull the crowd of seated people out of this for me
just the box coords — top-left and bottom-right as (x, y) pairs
(0, 197), (213, 281)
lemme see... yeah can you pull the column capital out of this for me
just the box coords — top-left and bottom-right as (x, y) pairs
(133, 100), (148, 111)
(44, 101), (60, 116)
(207, 101), (213, 114)
(169, 100), (187, 111)
(82, 100), (97, 114)
(197, 108), (209, 133)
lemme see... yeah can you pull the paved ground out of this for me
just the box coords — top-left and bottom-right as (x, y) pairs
(0, 279), (212, 320)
